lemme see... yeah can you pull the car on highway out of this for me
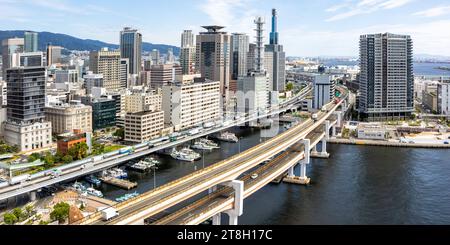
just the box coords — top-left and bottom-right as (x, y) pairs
(251, 174), (259, 179)
(444, 141), (449, 145)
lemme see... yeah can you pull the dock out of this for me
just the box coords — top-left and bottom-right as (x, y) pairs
(100, 177), (138, 190)
(271, 172), (287, 184)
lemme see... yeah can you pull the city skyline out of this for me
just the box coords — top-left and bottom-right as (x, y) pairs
(0, 0), (449, 57)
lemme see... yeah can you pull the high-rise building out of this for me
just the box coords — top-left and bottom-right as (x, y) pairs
(0, 80), (7, 106)
(264, 9), (286, 92)
(120, 58), (129, 88)
(6, 66), (46, 123)
(1, 38), (24, 76)
(237, 17), (270, 119)
(55, 69), (78, 84)
(3, 66), (52, 151)
(437, 78), (450, 115)
(359, 33), (414, 121)
(90, 48), (127, 91)
(313, 73), (335, 109)
(196, 26), (231, 101)
(16, 52), (44, 67)
(181, 30), (194, 48)
(166, 48), (175, 64)
(46, 45), (63, 66)
(150, 64), (182, 89)
(24, 31), (38, 52)
(120, 27), (142, 75)
(231, 33), (249, 80)
(84, 72), (104, 95)
(151, 49), (160, 65)
(162, 79), (221, 131)
(247, 43), (256, 73)
(180, 46), (196, 75)
(180, 30), (196, 75)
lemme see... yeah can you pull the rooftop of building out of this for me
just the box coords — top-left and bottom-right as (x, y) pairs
(200, 25), (227, 34)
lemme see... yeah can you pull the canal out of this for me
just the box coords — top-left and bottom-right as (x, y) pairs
(99, 122), (450, 225)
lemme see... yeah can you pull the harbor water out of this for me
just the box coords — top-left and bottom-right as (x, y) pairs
(98, 124), (450, 225)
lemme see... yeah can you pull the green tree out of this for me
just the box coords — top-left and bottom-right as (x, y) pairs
(3, 213), (18, 225)
(42, 152), (55, 167)
(113, 128), (125, 140)
(12, 208), (25, 221)
(62, 155), (73, 164)
(68, 143), (89, 160)
(25, 205), (34, 217)
(50, 202), (70, 223)
(286, 82), (294, 91)
(27, 153), (41, 163)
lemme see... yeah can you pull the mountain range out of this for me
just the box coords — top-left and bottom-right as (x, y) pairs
(0, 30), (180, 56)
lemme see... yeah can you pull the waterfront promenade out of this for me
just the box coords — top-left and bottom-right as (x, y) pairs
(329, 138), (450, 149)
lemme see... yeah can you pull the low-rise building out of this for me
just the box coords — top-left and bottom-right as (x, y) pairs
(124, 111), (164, 143)
(45, 101), (93, 135)
(3, 121), (53, 152)
(357, 123), (387, 140)
(57, 134), (87, 155)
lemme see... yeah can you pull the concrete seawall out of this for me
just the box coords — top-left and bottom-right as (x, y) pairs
(329, 138), (450, 149)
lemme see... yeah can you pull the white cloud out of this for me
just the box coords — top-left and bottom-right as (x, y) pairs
(283, 19), (450, 57)
(413, 5), (450, 18)
(326, 0), (414, 22)
(199, 0), (261, 36)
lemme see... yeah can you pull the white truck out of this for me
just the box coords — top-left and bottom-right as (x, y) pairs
(9, 174), (32, 185)
(203, 122), (215, 129)
(312, 113), (318, 122)
(101, 207), (119, 221)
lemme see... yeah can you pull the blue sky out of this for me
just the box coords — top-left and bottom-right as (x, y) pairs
(1, 0), (450, 56)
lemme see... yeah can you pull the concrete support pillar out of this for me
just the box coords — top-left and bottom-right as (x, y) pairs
(223, 180), (244, 226)
(212, 213), (221, 225)
(288, 166), (295, 177)
(321, 139), (327, 154)
(311, 144), (318, 155)
(228, 214), (238, 225)
(325, 120), (330, 140)
(332, 126), (337, 137)
(29, 191), (37, 202)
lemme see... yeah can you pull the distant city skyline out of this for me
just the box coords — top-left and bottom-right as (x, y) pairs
(1, 0), (450, 56)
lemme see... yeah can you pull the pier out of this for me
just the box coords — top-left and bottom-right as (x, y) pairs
(100, 177), (138, 190)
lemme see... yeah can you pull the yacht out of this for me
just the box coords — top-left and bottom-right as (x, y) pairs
(85, 175), (101, 187)
(199, 138), (220, 149)
(72, 182), (86, 192)
(86, 187), (104, 198)
(216, 132), (239, 143)
(171, 148), (201, 162)
(102, 168), (128, 179)
(128, 158), (158, 172)
(115, 192), (140, 202)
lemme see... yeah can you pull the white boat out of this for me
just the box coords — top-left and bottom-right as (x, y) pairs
(128, 158), (158, 172)
(102, 168), (128, 179)
(171, 148), (201, 162)
(199, 138), (220, 149)
(86, 187), (104, 198)
(217, 132), (239, 143)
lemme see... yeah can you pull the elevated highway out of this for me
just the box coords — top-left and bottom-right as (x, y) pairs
(79, 90), (348, 225)
(0, 86), (313, 201)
